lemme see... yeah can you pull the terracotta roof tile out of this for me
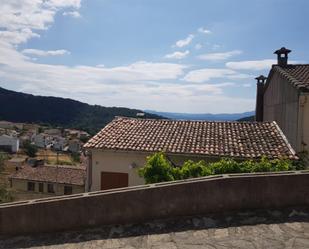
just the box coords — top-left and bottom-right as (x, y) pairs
(10, 165), (86, 186)
(274, 64), (309, 92)
(84, 117), (297, 160)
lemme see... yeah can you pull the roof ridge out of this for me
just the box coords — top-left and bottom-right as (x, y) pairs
(272, 121), (297, 157)
(113, 116), (274, 124)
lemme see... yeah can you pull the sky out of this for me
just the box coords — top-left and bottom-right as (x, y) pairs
(0, 0), (309, 114)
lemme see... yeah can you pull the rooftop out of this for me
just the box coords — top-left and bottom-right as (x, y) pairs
(10, 165), (86, 186)
(273, 64), (309, 92)
(84, 117), (297, 159)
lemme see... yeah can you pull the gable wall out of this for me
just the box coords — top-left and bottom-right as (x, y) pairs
(263, 71), (300, 151)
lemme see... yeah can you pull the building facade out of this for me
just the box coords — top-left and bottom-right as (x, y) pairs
(0, 134), (19, 153)
(255, 47), (309, 153)
(10, 165), (86, 197)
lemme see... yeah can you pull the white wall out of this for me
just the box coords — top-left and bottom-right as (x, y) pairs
(0, 135), (19, 153)
(89, 149), (220, 191)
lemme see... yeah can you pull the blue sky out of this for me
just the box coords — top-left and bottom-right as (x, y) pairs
(0, 0), (309, 113)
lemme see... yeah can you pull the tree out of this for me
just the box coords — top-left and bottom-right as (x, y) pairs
(138, 152), (175, 184)
(24, 141), (38, 157)
(0, 153), (13, 203)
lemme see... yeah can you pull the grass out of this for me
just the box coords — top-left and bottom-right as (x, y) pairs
(36, 149), (77, 165)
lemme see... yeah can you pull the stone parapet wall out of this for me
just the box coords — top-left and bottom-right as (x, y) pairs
(1, 171), (309, 236)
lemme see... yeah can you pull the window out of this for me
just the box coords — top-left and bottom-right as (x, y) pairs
(64, 185), (73, 195)
(39, 183), (44, 193)
(27, 182), (35, 191)
(47, 183), (54, 193)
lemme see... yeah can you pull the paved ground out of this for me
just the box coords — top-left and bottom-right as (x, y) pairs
(1, 207), (309, 249)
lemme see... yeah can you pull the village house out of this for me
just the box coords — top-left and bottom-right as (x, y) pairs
(0, 121), (24, 130)
(68, 139), (81, 153)
(0, 134), (19, 153)
(52, 136), (67, 151)
(10, 165), (86, 196)
(84, 117), (297, 191)
(33, 133), (52, 148)
(255, 47), (309, 153)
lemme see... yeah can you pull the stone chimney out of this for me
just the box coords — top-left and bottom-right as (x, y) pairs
(255, 75), (267, 122)
(274, 47), (291, 66)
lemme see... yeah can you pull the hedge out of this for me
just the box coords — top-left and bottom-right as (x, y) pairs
(138, 152), (302, 184)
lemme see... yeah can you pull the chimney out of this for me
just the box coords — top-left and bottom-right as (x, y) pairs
(255, 75), (267, 122)
(274, 47), (291, 66)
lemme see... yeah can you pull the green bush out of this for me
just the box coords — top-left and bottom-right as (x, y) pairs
(139, 152), (296, 184)
(138, 152), (175, 184)
(23, 141), (38, 158)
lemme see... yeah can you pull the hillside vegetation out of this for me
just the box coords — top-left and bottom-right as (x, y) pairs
(0, 87), (161, 135)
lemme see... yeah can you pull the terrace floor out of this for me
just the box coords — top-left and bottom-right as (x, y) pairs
(1, 207), (309, 249)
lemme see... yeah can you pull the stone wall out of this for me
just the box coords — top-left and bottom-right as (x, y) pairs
(1, 171), (309, 236)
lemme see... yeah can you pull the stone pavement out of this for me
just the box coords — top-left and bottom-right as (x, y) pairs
(1, 207), (309, 249)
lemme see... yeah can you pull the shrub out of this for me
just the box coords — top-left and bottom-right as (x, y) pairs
(138, 152), (175, 184)
(23, 141), (38, 158)
(138, 152), (295, 184)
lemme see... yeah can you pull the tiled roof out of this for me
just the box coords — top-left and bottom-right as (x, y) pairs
(10, 165), (86, 186)
(273, 64), (309, 92)
(84, 117), (297, 159)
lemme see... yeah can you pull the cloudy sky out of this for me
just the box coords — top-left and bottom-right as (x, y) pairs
(0, 0), (308, 113)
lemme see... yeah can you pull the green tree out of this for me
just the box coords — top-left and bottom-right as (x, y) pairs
(0, 153), (13, 203)
(24, 141), (38, 157)
(138, 152), (175, 184)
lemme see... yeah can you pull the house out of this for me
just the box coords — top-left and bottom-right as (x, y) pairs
(255, 47), (309, 153)
(45, 128), (62, 136)
(0, 121), (24, 130)
(52, 136), (67, 151)
(33, 133), (52, 148)
(10, 165), (86, 196)
(7, 157), (27, 168)
(68, 139), (81, 153)
(84, 117), (297, 191)
(0, 134), (19, 153)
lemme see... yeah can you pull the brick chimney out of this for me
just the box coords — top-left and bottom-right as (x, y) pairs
(274, 47), (291, 66)
(255, 75), (267, 122)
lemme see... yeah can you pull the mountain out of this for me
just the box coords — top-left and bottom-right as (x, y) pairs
(0, 87), (161, 135)
(237, 115), (255, 122)
(145, 110), (255, 121)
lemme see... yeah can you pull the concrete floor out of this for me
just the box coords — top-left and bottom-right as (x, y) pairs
(1, 207), (309, 249)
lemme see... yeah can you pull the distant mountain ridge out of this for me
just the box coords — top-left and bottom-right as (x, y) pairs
(145, 110), (255, 121)
(0, 87), (161, 135)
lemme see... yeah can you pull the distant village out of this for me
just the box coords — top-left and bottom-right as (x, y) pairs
(0, 120), (90, 154)
(0, 121), (89, 200)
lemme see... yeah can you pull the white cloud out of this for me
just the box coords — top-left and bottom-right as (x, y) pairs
(226, 59), (276, 71)
(63, 11), (81, 18)
(165, 50), (190, 59)
(44, 0), (81, 9)
(242, 83), (251, 88)
(0, 1), (255, 113)
(197, 50), (242, 61)
(22, 49), (70, 56)
(183, 68), (251, 83)
(195, 43), (202, 50)
(174, 34), (194, 48)
(198, 27), (212, 34)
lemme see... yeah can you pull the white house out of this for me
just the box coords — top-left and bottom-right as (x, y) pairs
(53, 136), (67, 151)
(34, 134), (52, 148)
(84, 117), (297, 192)
(0, 134), (19, 153)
